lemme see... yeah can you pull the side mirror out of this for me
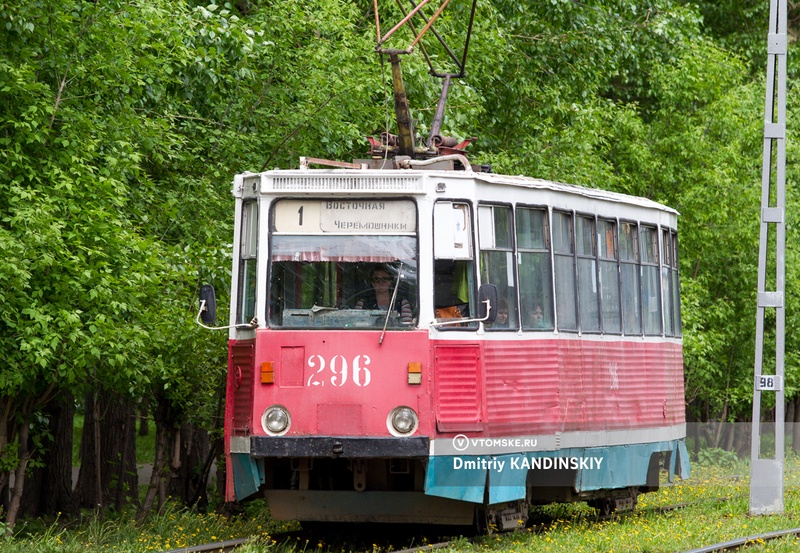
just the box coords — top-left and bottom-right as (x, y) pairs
(199, 284), (217, 326)
(478, 284), (498, 324)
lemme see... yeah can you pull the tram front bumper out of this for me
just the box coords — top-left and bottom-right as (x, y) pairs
(249, 435), (430, 458)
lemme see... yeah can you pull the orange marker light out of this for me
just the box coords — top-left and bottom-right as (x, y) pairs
(408, 362), (422, 385)
(261, 361), (275, 384)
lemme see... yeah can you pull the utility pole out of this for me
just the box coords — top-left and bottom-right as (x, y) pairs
(750, 0), (787, 515)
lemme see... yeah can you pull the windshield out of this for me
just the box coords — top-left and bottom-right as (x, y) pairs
(268, 200), (418, 330)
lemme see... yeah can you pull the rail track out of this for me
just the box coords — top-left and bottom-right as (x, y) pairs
(163, 495), (797, 553)
(679, 527), (800, 552)
(157, 525), (462, 553)
(160, 537), (251, 553)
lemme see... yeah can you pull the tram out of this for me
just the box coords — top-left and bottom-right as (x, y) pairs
(215, 158), (689, 528)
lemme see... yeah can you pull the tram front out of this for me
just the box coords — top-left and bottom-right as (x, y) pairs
(224, 171), (478, 524)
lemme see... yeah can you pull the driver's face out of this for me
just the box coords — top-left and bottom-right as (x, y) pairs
(371, 270), (392, 290)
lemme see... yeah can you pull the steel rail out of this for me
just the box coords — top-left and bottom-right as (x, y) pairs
(159, 537), (250, 553)
(681, 527), (800, 553)
(392, 540), (457, 553)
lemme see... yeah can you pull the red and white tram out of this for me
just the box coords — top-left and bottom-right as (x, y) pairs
(220, 160), (689, 528)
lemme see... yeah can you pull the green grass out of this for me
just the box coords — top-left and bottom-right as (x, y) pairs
(460, 459), (800, 553)
(6, 500), (300, 553)
(10, 455), (800, 552)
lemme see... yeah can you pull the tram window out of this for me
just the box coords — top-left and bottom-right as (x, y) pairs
(434, 202), (472, 260)
(434, 202), (476, 328)
(661, 229), (675, 336)
(619, 222), (641, 335)
(576, 216), (600, 333)
(267, 199), (418, 330)
(662, 228), (682, 337)
(479, 205), (517, 330)
(552, 211), (577, 331)
(671, 230), (682, 336)
(641, 225), (662, 335)
(598, 219), (621, 334)
(516, 207), (553, 330)
(237, 200), (258, 325)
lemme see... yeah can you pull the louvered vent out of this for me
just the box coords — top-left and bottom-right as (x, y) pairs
(268, 174), (424, 192)
(230, 341), (255, 434)
(434, 345), (483, 432)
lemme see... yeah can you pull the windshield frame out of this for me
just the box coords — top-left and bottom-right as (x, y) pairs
(267, 198), (419, 330)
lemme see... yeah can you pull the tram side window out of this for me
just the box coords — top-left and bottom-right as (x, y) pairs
(671, 230), (682, 336)
(662, 228), (681, 337)
(552, 211), (577, 331)
(576, 216), (600, 332)
(479, 205), (517, 329)
(661, 229), (674, 336)
(517, 207), (554, 330)
(598, 219), (621, 334)
(237, 200), (258, 325)
(619, 222), (641, 335)
(434, 202), (476, 328)
(641, 225), (662, 335)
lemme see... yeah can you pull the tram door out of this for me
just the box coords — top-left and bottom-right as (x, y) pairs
(432, 202), (482, 432)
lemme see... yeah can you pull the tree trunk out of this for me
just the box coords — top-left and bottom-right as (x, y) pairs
(139, 398), (149, 437)
(6, 419), (31, 532)
(0, 398), (14, 516)
(20, 394), (76, 518)
(75, 389), (138, 510)
(734, 420), (750, 458)
(138, 397), (175, 517)
(168, 423), (211, 509)
(191, 437), (220, 509)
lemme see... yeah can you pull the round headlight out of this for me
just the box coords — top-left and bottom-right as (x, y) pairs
(388, 406), (418, 436)
(263, 405), (290, 435)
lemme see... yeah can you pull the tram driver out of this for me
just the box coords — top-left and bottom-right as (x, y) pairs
(355, 265), (413, 324)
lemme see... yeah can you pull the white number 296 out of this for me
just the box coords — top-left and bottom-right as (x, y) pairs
(306, 354), (372, 388)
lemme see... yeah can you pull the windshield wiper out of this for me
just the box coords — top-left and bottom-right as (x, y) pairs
(379, 271), (403, 345)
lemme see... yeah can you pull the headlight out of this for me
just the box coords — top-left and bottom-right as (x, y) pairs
(388, 406), (419, 436)
(262, 405), (290, 435)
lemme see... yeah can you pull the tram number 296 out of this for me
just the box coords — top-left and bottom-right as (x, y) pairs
(306, 354), (372, 388)
(755, 374), (783, 392)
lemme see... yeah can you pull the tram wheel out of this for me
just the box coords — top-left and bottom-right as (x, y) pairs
(588, 497), (615, 517)
(474, 507), (493, 535)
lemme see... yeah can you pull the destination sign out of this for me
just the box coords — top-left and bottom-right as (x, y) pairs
(273, 200), (416, 233)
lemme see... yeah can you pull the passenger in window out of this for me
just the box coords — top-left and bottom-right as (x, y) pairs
(434, 260), (472, 321)
(528, 303), (548, 329)
(488, 298), (509, 328)
(356, 265), (413, 324)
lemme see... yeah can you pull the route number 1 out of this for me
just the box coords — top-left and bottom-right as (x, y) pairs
(755, 374), (783, 391)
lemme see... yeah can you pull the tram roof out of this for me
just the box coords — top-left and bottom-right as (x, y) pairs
(473, 171), (678, 216)
(239, 167), (678, 216)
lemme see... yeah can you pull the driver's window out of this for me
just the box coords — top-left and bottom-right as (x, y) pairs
(267, 199), (418, 329)
(237, 201), (258, 325)
(433, 202), (476, 327)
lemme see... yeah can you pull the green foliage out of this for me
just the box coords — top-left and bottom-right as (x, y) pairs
(694, 447), (740, 468)
(0, 0), (795, 524)
(7, 501), (295, 552)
